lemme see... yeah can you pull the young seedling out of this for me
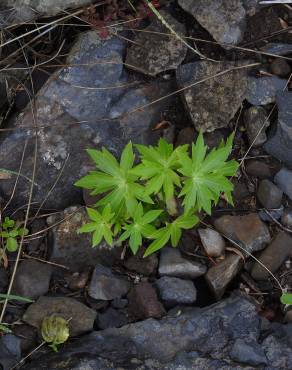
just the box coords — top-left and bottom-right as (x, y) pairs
(75, 133), (238, 257)
(0, 217), (29, 253)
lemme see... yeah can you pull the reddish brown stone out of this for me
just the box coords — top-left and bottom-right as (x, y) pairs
(128, 282), (165, 320)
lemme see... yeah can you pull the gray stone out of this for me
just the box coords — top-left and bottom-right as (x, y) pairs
(261, 329), (292, 369)
(275, 168), (292, 201)
(11, 260), (52, 300)
(97, 308), (128, 330)
(23, 296), (96, 336)
(259, 206), (283, 222)
(126, 10), (187, 76)
(198, 228), (225, 257)
(281, 208), (292, 228)
(246, 76), (287, 105)
(1, 0), (92, 25)
(214, 213), (271, 255)
(230, 339), (267, 366)
(261, 43), (292, 56)
(244, 106), (269, 146)
(178, 0), (246, 46)
(176, 61), (248, 132)
(0, 31), (175, 209)
(205, 254), (243, 300)
(0, 334), (21, 370)
(257, 179), (283, 209)
(265, 92), (292, 168)
(155, 276), (197, 308)
(48, 206), (119, 271)
(251, 231), (292, 281)
(23, 296), (276, 369)
(128, 282), (165, 320)
(88, 264), (131, 301)
(245, 160), (272, 179)
(111, 298), (128, 309)
(159, 247), (206, 279)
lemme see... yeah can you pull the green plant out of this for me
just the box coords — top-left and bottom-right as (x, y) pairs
(75, 133), (238, 256)
(41, 315), (69, 352)
(0, 217), (29, 252)
(280, 292), (292, 305)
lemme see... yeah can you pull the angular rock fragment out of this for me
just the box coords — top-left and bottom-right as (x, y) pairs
(205, 253), (243, 300)
(128, 282), (165, 319)
(177, 61), (248, 132)
(23, 296), (96, 336)
(214, 213), (271, 255)
(159, 247), (206, 279)
(251, 231), (292, 281)
(155, 276), (197, 308)
(126, 10), (187, 76)
(178, 0), (246, 46)
(88, 265), (131, 301)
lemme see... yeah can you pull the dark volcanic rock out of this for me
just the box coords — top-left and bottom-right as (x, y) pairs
(251, 231), (292, 281)
(246, 76), (287, 105)
(22, 295), (292, 369)
(155, 276), (197, 308)
(48, 206), (119, 271)
(1, 0), (94, 26)
(205, 254), (243, 300)
(257, 179), (283, 209)
(230, 338), (267, 366)
(0, 31), (175, 209)
(275, 168), (292, 201)
(124, 248), (158, 276)
(126, 10), (187, 76)
(178, 0), (246, 46)
(23, 296), (96, 336)
(97, 308), (129, 330)
(176, 61), (248, 132)
(159, 247), (206, 279)
(88, 264), (131, 301)
(128, 282), (165, 319)
(265, 92), (292, 168)
(245, 160), (272, 179)
(198, 228), (225, 257)
(214, 213), (271, 255)
(12, 260), (52, 300)
(0, 334), (21, 370)
(244, 106), (269, 146)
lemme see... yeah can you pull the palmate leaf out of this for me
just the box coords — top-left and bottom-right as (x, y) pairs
(78, 205), (114, 247)
(178, 132), (239, 214)
(144, 212), (199, 257)
(133, 139), (188, 201)
(75, 142), (153, 217)
(118, 203), (162, 255)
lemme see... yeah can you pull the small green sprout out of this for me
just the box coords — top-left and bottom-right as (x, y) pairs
(0, 216), (29, 252)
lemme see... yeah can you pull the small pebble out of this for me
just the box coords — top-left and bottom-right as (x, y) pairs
(198, 228), (225, 257)
(257, 179), (283, 209)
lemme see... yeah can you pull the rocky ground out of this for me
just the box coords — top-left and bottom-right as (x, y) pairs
(0, 0), (292, 369)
